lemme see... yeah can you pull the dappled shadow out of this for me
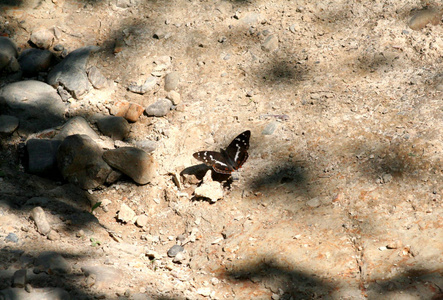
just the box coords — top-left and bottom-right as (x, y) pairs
(367, 268), (443, 299)
(226, 257), (335, 299)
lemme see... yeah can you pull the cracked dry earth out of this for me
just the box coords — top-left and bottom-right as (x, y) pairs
(1, 0), (443, 299)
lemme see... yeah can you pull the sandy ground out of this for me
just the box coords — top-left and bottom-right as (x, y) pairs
(0, 0), (442, 299)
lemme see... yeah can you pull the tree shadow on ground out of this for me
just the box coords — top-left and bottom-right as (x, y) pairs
(226, 257), (335, 299)
(366, 267), (443, 299)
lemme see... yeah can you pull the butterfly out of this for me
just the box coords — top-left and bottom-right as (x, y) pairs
(193, 130), (251, 174)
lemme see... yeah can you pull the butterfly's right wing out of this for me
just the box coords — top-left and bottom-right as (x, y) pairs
(224, 130), (251, 170)
(193, 151), (234, 174)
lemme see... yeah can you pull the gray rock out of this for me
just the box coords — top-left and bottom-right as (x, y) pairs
(261, 35), (279, 52)
(30, 206), (51, 235)
(12, 269), (27, 288)
(128, 76), (158, 94)
(47, 46), (99, 99)
(5, 232), (19, 243)
(30, 28), (54, 49)
(167, 245), (184, 257)
(96, 115), (130, 140)
(0, 80), (65, 131)
(164, 71), (179, 91)
(117, 203), (136, 223)
(18, 48), (55, 77)
(409, 7), (442, 30)
(57, 134), (112, 189)
(35, 251), (71, 274)
(145, 98), (173, 117)
(0, 287), (70, 300)
(0, 36), (18, 71)
(26, 139), (62, 175)
(54, 116), (100, 141)
(306, 197), (321, 208)
(262, 122), (278, 135)
(0, 115), (19, 134)
(134, 140), (157, 153)
(87, 66), (108, 89)
(103, 147), (156, 185)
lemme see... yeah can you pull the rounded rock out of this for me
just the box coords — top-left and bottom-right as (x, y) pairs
(167, 245), (184, 257)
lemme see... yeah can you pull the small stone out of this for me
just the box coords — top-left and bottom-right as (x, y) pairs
(197, 287), (211, 297)
(145, 99), (173, 117)
(30, 28), (55, 49)
(18, 48), (55, 76)
(128, 76), (158, 95)
(262, 122), (278, 135)
(0, 115), (19, 135)
(5, 232), (19, 243)
(87, 66), (108, 89)
(136, 214), (148, 227)
(261, 35), (279, 52)
(47, 230), (60, 241)
(12, 269), (27, 288)
(164, 72), (180, 91)
(0, 36), (18, 71)
(111, 100), (144, 122)
(166, 90), (181, 105)
(306, 197), (321, 208)
(172, 251), (186, 264)
(54, 116), (100, 141)
(409, 7), (442, 30)
(25, 283), (33, 293)
(96, 116), (130, 140)
(386, 240), (402, 249)
(134, 140), (157, 153)
(194, 180), (224, 203)
(103, 147), (156, 185)
(117, 203), (136, 223)
(167, 245), (184, 257)
(381, 173), (393, 184)
(31, 206), (51, 235)
(76, 229), (85, 237)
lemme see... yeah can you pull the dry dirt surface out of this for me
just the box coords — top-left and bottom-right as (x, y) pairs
(1, 0), (443, 299)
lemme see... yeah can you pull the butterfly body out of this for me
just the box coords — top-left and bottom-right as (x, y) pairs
(193, 130), (251, 174)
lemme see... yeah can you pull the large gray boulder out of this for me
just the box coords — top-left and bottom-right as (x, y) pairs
(0, 80), (65, 131)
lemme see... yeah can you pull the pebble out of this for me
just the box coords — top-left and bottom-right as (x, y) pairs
(96, 115), (130, 140)
(134, 140), (157, 153)
(103, 147), (156, 185)
(408, 7), (442, 30)
(172, 251), (186, 264)
(194, 180), (224, 203)
(48, 46), (99, 99)
(262, 122), (278, 135)
(26, 139), (62, 176)
(381, 173), (393, 184)
(128, 76), (158, 94)
(135, 214), (149, 227)
(87, 66), (108, 89)
(0, 115), (19, 135)
(166, 90), (181, 105)
(117, 203), (136, 223)
(18, 48), (55, 77)
(12, 269), (27, 288)
(386, 240), (402, 249)
(30, 28), (54, 49)
(81, 265), (121, 290)
(145, 98), (173, 117)
(0, 36), (18, 71)
(56, 134), (112, 189)
(5, 232), (19, 243)
(47, 230), (60, 241)
(164, 71), (180, 91)
(31, 206), (51, 235)
(261, 34), (279, 52)
(54, 116), (100, 141)
(110, 100), (144, 122)
(306, 197), (321, 208)
(167, 245), (184, 257)
(0, 80), (65, 131)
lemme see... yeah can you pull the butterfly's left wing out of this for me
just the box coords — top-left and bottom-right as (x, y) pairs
(193, 151), (235, 174)
(224, 130), (251, 170)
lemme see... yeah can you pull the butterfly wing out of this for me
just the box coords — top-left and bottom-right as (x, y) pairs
(193, 151), (235, 174)
(224, 130), (251, 170)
